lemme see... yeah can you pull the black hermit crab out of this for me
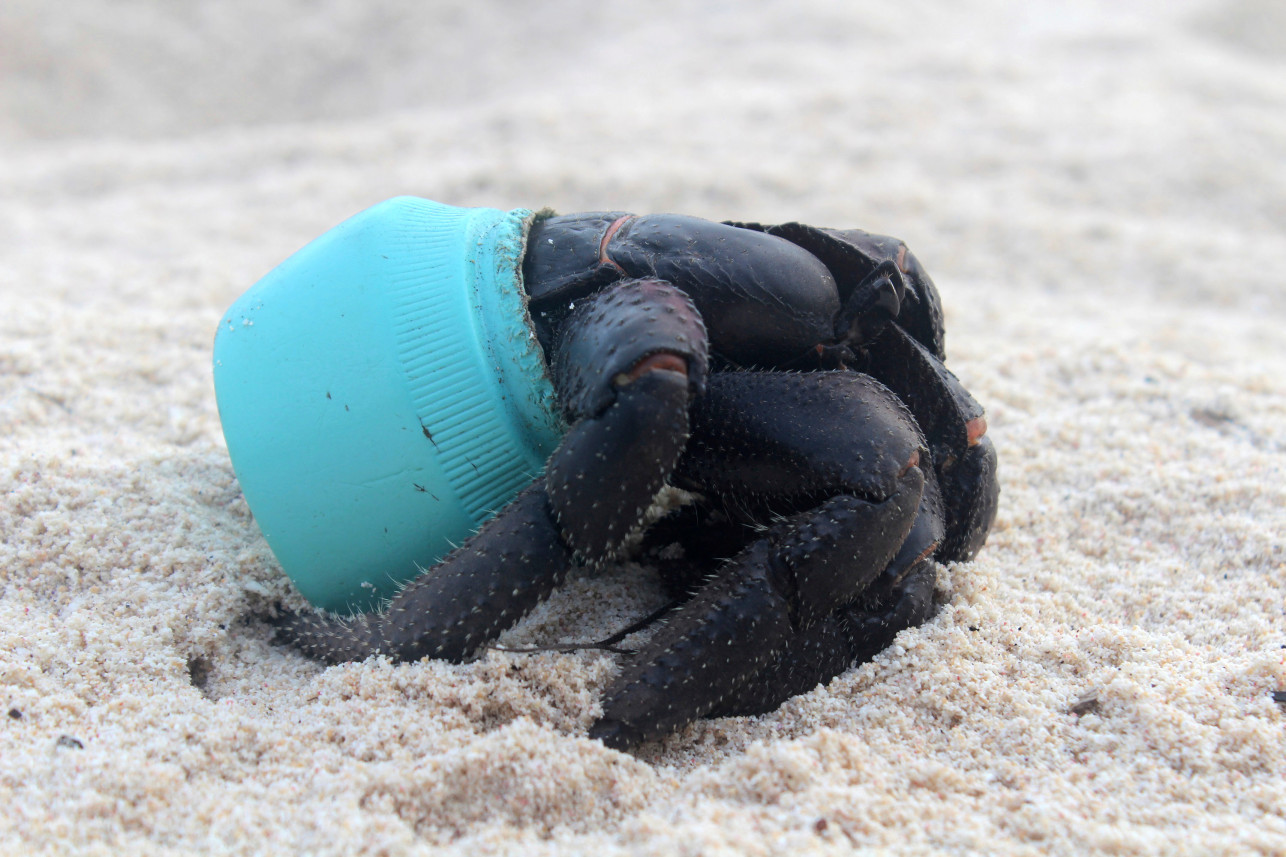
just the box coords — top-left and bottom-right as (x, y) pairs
(262, 205), (1000, 749)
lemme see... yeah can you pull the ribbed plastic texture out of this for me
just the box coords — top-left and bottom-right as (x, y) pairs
(213, 197), (564, 612)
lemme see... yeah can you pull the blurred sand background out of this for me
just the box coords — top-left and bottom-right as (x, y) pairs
(1, 1), (1284, 854)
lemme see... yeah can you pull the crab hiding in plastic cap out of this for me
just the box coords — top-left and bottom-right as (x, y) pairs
(214, 197), (999, 750)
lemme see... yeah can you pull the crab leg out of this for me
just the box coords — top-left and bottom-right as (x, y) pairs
(853, 322), (999, 561)
(705, 486), (947, 719)
(273, 484), (569, 663)
(841, 558), (938, 666)
(589, 370), (936, 748)
(590, 468), (924, 749)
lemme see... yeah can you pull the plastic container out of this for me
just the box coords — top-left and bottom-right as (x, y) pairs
(213, 197), (565, 612)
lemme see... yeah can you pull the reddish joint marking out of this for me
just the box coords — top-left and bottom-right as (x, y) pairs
(612, 352), (688, 388)
(966, 415), (988, 447)
(599, 216), (634, 273)
(898, 449), (921, 477)
(896, 244), (909, 274)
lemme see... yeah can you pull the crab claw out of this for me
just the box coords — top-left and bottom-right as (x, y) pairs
(545, 278), (709, 562)
(546, 367), (692, 561)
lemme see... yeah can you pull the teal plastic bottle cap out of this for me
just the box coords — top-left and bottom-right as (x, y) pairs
(213, 197), (566, 612)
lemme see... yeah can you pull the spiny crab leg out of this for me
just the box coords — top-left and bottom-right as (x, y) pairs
(273, 485), (569, 663)
(590, 468), (924, 749)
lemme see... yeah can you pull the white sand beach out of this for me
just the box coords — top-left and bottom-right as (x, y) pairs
(1, 1), (1283, 853)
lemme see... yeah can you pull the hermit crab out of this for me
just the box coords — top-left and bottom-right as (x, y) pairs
(239, 203), (999, 750)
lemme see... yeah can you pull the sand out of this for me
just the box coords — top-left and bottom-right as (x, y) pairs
(1, 0), (1283, 854)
